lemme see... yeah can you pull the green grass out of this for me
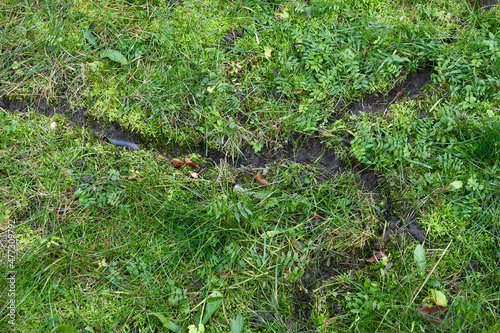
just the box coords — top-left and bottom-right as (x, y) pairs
(1, 0), (500, 332)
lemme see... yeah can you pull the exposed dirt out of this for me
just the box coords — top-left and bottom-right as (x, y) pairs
(221, 30), (244, 44)
(0, 60), (436, 174)
(91, 121), (143, 148)
(356, 169), (384, 192)
(291, 254), (356, 331)
(2, 79), (429, 332)
(0, 97), (142, 145)
(1, 96), (346, 175)
(348, 64), (435, 115)
(239, 137), (343, 170)
(479, 0), (499, 11)
(0, 98), (86, 127)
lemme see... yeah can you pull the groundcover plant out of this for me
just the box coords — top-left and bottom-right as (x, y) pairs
(1, 0), (499, 332)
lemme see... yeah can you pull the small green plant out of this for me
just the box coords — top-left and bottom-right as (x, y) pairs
(153, 291), (224, 333)
(344, 279), (385, 316)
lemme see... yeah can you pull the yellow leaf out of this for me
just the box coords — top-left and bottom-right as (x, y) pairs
(430, 289), (447, 307)
(264, 46), (272, 59)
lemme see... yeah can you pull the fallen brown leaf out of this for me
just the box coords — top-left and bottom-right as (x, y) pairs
(64, 188), (75, 198)
(364, 250), (386, 263)
(156, 153), (169, 161)
(61, 169), (73, 175)
(172, 159), (185, 168)
(256, 172), (269, 185)
(419, 305), (444, 315)
(417, 305), (453, 326)
(362, 46), (370, 59)
(184, 158), (198, 167)
(432, 185), (452, 194)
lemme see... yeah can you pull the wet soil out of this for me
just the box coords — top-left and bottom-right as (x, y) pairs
(291, 254), (357, 331)
(348, 64), (435, 115)
(1, 61), (435, 331)
(2, 97), (346, 175)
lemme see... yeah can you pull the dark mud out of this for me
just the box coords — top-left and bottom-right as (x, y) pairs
(239, 137), (343, 170)
(0, 97), (142, 146)
(1, 95), (346, 174)
(0, 98), (86, 127)
(349, 64), (435, 115)
(2, 93), (428, 332)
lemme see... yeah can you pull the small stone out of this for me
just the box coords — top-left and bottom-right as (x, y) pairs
(50, 122), (57, 130)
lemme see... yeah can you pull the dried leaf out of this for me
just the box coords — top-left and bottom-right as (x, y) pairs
(184, 158), (198, 167)
(364, 251), (386, 263)
(64, 188), (75, 198)
(418, 305), (444, 315)
(61, 169), (73, 175)
(417, 305), (452, 326)
(410, 92), (423, 99)
(156, 153), (169, 161)
(256, 172), (269, 185)
(189, 171), (198, 178)
(172, 159), (185, 168)
(432, 185), (452, 194)
(362, 46), (370, 59)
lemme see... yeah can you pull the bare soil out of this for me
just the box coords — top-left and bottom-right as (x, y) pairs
(1, 62), (438, 331)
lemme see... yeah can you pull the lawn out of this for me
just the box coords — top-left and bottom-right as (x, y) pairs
(1, 0), (499, 332)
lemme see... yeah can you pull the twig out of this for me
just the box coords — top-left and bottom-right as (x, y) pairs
(403, 240), (453, 316)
